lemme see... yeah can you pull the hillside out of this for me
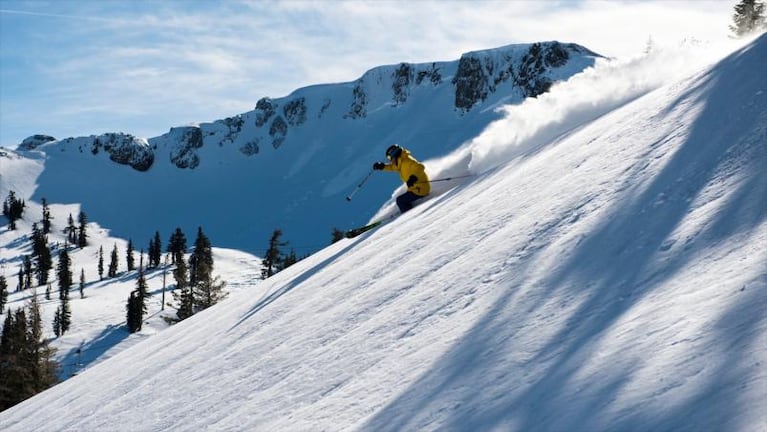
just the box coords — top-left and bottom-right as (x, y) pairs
(1, 33), (764, 432)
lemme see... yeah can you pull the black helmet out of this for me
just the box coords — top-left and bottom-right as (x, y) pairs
(386, 144), (402, 160)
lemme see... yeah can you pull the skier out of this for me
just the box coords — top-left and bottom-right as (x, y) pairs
(373, 144), (430, 213)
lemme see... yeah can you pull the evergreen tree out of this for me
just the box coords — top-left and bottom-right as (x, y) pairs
(126, 267), (150, 333)
(278, 249), (298, 272)
(331, 227), (345, 243)
(262, 229), (287, 279)
(730, 0), (767, 36)
(194, 273), (227, 310)
(31, 223), (52, 286)
(79, 268), (86, 299)
(172, 258), (193, 321)
(126, 291), (142, 333)
(126, 239), (135, 271)
(137, 267), (150, 312)
(0, 291), (58, 410)
(41, 198), (52, 234)
(53, 295), (71, 337)
(0, 308), (29, 408)
(0, 275), (7, 311)
(17, 266), (23, 292)
(57, 246), (73, 301)
(65, 214), (77, 245)
(23, 256), (33, 290)
(168, 228), (187, 265)
(149, 231), (162, 268)
(98, 246), (104, 281)
(189, 227), (213, 287)
(26, 289), (57, 393)
(77, 211), (88, 248)
(3, 190), (26, 230)
(108, 244), (119, 278)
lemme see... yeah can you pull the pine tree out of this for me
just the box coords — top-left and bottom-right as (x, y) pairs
(331, 228), (345, 243)
(53, 296), (71, 337)
(126, 291), (142, 333)
(168, 228), (187, 265)
(262, 229), (287, 279)
(0, 291), (57, 410)
(730, 0), (767, 36)
(194, 273), (227, 310)
(189, 227), (213, 287)
(66, 214), (77, 245)
(26, 289), (57, 392)
(137, 267), (150, 313)
(126, 239), (135, 271)
(98, 246), (104, 280)
(0, 276), (7, 311)
(57, 246), (73, 301)
(77, 211), (88, 248)
(22, 256), (33, 290)
(41, 198), (52, 235)
(0, 308), (30, 409)
(172, 258), (194, 321)
(278, 249), (298, 272)
(3, 190), (26, 230)
(108, 244), (119, 278)
(17, 266), (24, 292)
(149, 231), (162, 268)
(31, 223), (52, 286)
(79, 268), (86, 299)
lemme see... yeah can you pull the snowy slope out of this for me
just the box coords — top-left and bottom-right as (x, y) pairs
(1, 34), (765, 432)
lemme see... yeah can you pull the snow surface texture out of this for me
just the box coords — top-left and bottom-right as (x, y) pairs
(1, 34), (766, 431)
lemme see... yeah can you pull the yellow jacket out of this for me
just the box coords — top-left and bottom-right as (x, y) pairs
(383, 149), (430, 196)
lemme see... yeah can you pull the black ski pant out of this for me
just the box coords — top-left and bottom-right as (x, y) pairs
(396, 191), (426, 213)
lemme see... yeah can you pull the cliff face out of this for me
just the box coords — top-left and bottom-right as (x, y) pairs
(19, 41), (600, 172)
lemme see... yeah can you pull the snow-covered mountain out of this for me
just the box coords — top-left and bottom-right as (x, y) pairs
(4, 42), (601, 255)
(1, 32), (765, 432)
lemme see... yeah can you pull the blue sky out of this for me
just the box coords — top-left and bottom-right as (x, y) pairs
(0, 0), (733, 149)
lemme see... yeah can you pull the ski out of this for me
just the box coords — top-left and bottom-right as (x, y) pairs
(344, 215), (395, 238)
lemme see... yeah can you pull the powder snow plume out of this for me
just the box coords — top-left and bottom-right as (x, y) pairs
(424, 36), (749, 182)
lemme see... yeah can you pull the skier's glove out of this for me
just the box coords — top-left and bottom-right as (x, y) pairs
(373, 162), (385, 170)
(407, 175), (418, 187)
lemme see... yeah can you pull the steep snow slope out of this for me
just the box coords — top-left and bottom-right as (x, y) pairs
(1, 35), (766, 432)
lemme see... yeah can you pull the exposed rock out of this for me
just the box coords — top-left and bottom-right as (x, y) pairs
(392, 63), (413, 106)
(255, 97), (277, 128)
(453, 41), (579, 112)
(220, 115), (244, 144)
(416, 63), (442, 86)
(168, 127), (203, 169)
(284, 98), (307, 126)
(517, 42), (570, 97)
(318, 98), (332, 119)
(269, 116), (288, 149)
(91, 133), (154, 171)
(453, 56), (489, 112)
(344, 80), (368, 119)
(240, 139), (260, 156)
(18, 134), (56, 151)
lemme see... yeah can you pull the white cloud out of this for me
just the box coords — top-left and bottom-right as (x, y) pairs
(0, 0), (736, 147)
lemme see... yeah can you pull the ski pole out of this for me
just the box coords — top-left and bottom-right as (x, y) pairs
(346, 170), (374, 201)
(419, 174), (475, 184)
